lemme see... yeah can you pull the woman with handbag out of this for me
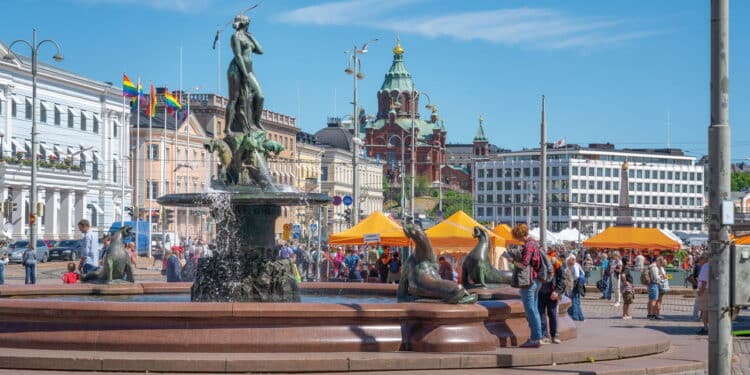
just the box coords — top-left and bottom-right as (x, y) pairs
(510, 224), (543, 348)
(566, 254), (585, 321)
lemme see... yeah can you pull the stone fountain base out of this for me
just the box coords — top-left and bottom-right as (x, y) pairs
(157, 188), (331, 303)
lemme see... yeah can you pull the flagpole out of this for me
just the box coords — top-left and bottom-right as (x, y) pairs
(162, 100), (168, 237)
(173, 94), (178, 239)
(186, 93), (191, 242)
(120, 81), (126, 226)
(147, 82), (153, 259)
(135, 77), (141, 255)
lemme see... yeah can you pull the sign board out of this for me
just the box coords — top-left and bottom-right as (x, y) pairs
(363, 234), (381, 243)
(722, 200), (735, 225)
(292, 232), (300, 240)
(292, 224), (301, 233)
(343, 196), (353, 206)
(283, 223), (292, 231)
(310, 223), (318, 233)
(332, 196), (342, 206)
(732, 245), (750, 307)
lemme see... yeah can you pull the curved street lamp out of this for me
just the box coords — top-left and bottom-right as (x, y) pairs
(344, 38), (377, 226)
(408, 91), (436, 220)
(3, 29), (63, 250)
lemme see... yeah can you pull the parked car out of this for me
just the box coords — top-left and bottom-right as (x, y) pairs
(43, 239), (57, 249)
(49, 239), (82, 261)
(7, 239), (49, 263)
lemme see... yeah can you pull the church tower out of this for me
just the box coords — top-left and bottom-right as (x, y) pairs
(473, 115), (489, 156)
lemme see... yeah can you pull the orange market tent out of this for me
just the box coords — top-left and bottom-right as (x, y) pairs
(735, 235), (750, 245)
(583, 226), (680, 250)
(425, 211), (505, 249)
(328, 211), (410, 246)
(493, 224), (522, 246)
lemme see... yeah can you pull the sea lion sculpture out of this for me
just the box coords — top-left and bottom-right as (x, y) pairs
(398, 224), (477, 304)
(82, 226), (135, 284)
(461, 226), (512, 288)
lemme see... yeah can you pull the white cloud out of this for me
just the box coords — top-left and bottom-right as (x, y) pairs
(74, 0), (215, 12)
(278, 0), (421, 26)
(278, 1), (659, 50)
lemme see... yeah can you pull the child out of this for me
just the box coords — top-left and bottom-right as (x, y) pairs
(62, 262), (80, 284)
(621, 268), (635, 320)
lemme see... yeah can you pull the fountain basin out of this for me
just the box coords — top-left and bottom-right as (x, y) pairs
(0, 282), (575, 353)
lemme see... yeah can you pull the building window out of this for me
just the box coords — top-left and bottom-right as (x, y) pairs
(477, 182), (484, 191)
(92, 160), (99, 180)
(486, 169), (493, 178)
(572, 180), (578, 189)
(613, 181), (619, 190)
(477, 207), (484, 217)
(11, 99), (17, 117)
(54, 106), (61, 125)
(478, 169), (485, 178)
(40, 103), (47, 122)
(68, 110), (74, 128)
(81, 112), (87, 131)
(113, 160), (118, 183)
(25, 99), (32, 120)
(93, 116), (99, 133)
(321, 167), (328, 181)
(605, 168), (612, 177)
(0, 99), (3, 115)
(148, 144), (159, 160)
(579, 167), (586, 177)
(614, 168), (620, 178)
(147, 180), (159, 200)
(605, 181), (611, 190)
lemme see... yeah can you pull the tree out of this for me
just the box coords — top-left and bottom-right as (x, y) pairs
(431, 190), (473, 219)
(732, 172), (750, 192)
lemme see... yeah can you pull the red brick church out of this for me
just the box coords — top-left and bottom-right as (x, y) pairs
(363, 40), (446, 184)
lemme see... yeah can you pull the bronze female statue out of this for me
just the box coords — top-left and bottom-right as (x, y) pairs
(226, 14), (265, 133)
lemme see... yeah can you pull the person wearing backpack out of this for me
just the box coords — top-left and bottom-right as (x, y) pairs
(565, 254), (585, 321)
(22, 243), (37, 285)
(511, 223), (543, 348)
(599, 253), (611, 300)
(645, 258), (663, 320)
(538, 251), (566, 344)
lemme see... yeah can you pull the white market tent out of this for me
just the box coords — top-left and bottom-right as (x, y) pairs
(529, 228), (563, 246)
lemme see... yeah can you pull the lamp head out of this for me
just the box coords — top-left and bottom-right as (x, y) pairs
(52, 54), (64, 62)
(344, 67), (354, 75)
(356, 72), (365, 80)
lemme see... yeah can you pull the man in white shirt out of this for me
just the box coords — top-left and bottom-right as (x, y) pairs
(78, 219), (100, 274)
(697, 255), (710, 334)
(634, 252), (645, 272)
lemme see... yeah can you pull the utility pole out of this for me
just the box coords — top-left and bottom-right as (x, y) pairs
(539, 96), (547, 253)
(708, 0), (732, 373)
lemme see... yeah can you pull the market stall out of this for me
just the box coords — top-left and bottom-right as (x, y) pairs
(328, 211), (410, 246)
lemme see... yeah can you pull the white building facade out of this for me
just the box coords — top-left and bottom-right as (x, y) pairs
(320, 147), (384, 236)
(474, 145), (705, 234)
(0, 41), (130, 240)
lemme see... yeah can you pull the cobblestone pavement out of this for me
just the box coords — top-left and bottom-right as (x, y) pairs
(1, 261), (748, 374)
(580, 292), (750, 374)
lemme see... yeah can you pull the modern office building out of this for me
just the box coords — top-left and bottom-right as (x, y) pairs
(0, 40), (130, 240)
(474, 143), (705, 233)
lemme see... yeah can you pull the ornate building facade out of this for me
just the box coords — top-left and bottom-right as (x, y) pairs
(362, 40), (446, 185)
(0, 40), (131, 240)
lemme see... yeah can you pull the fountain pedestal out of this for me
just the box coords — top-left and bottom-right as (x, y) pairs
(158, 189), (331, 302)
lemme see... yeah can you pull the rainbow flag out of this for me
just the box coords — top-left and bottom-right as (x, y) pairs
(163, 91), (182, 111)
(122, 74), (139, 97)
(145, 83), (157, 118)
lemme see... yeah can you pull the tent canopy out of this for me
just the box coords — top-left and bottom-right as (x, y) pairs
(425, 210), (505, 249)
(583, 226), (681, 251)
(529, 228), (563, 246)
(735, 235), (750, 245)
(328, 211), (410, 246)
(493, 224), (522, 245)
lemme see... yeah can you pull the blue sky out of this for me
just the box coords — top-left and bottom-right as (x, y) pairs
(2, 0), (749, 159)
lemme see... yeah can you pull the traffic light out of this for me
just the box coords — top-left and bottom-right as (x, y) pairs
(166, 209), (175, 225)
(344, 208), (352, 224)
(29, 213), (36, 226)
(126, 206), (134, 218)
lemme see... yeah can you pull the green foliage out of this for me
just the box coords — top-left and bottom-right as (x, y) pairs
(414, 175), (430, 197)
(732, 172), (750, 192)
(431, 190), (473, 218)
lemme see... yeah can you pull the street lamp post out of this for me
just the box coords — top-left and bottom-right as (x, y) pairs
(345, 38), (377, 226)
(408, 91), (435, 220)
(3, 30), (63, 251)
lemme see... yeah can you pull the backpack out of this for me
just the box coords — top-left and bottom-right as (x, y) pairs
(389, 259), (400, 273)
(640, 266), (652, 285)
(537, 250), (554, 282)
